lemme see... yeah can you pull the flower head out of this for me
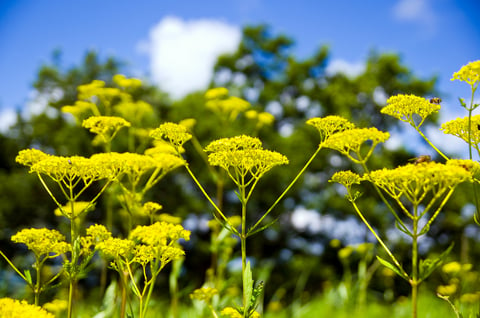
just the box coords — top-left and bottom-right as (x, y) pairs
(82, 116), (131, 143)
(113, 74), (142, 89)
(190, 287), (219, 302)
(11, 228), (70, 257)
(451, 60), (480, 88)
(441, 115), (480, 149)
(205, 88), (250, 120)
(364, 161), (472, 202)
(150, 122), (192, 151)
(382, 94), (440, 126)
(330, 170), (362, 189)
(129, 221), (190, 247)
(323, 127), (389, 163)
(205, 135), (288, 180)
(306, 116), (356, 144)
(0, 298), (55, 318)
(97, 237), (135, 260)
(16, 148), (51, 167)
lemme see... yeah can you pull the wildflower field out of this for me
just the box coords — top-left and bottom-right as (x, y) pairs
(0, 31), (480, 317)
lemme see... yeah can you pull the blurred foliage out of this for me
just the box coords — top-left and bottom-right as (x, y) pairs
(0, 24), (476, 309)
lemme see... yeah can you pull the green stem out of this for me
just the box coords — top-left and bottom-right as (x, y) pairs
(350, 198), (408, 280)
(413, 125), (449, 160)
(249, 145), (322, 236)
(411, 206), (419, 318)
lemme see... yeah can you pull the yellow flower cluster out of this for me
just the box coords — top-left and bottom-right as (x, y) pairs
(61, 101), (97, 119)
(190, 287), (219, 301)
(245, 110), (275, 128)
(81, 224), (112, 254)
(97, 222), (190, 267)
(97, 237), (135, 260)
(451, 60), (480, 88)
(381, 94), (440, 126)
(130, 221), (191, 247)
(82, 116), (131, 141)
(205, 88), (250, 121)
(329, 170), (362, 189)
(204, 135), (288, 179)
(364, 161), (472, 200)
(150, 122), (193, 151)
(441, 115), (480, 149)
(11, 228), (70, 257)
(221, 307), (260, 318)
(322, 128), (390, 162)
(0, 298), (55, 318)
(306, 116), (356, 144)
(113, 74), (142, 89)
(54, 201), (94, 219)
(91, 152), (184, 182)
(16, 149), (129, 185)
(77, 80), (126, 103)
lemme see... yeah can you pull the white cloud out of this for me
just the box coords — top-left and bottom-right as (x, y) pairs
(140, 16), (241, 99)
(0, 108), (17, 133)
(392, 0), (437, 34)
(325, 59), (365, 78)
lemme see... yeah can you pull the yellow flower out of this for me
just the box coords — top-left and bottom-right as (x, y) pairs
(61, 100), (98, 119)
(338, 246), (354, 260)
(205, 135), (288, 180)
(441, 115), (480, 148)
(150, 122), (192, 151)
(82, 116), (131, 143)
(323, 128), (389, 163)
(442, 261), (462, 275)
(451, 60), (480, 88)
(54, 201), (94, 219)
(0, 298), (55, 318)
(113, 74), (142, 89)
(129, 221), (190, 247)
(205, 88), (251, 121)
(42, 299), (68, 315)
(114, 100), (154, 123)
(205, 87), (229, 100)
(364, 162), (472, 202)
(460, 292), (480, 304)
(382, 94), (440, 126)
(329, 170), (362, 189)
(436, 284), (458, 296)
(306, 116), (355, 144)
(15, 148), (51, 167)
(97, 237), (135, 260)
(221, 307), (260, 318)
(11, 228), (69, 257)
(190, 287), (219, 302)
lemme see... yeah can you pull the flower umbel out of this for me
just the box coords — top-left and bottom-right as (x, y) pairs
(11, 228), (69, 258)
(451, 60), (480, 89)
(323, 127), (389, 163)
(306, 116), (356, 145)
(150, 122), (192, 152)
(204, 135), (288, 182)
(382, 94), (440, 127)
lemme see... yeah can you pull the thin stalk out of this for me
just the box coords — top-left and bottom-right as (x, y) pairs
(411, 206), (419, 318)
(249, 145), (322, 235)
(350, 199), (408, 280)
(413, 125), (449, 160)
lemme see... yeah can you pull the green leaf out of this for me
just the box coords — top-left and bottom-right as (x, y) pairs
(247, 217), (279, 237)
(418, 223), (430, 236)
(250, 281), (264, 309)
(395, 220), (412, 236)
(243, 261), (254, 312)
(376, 256), (409, 281)
(24, 269), (32, 285)
(419, 243), (454, 282)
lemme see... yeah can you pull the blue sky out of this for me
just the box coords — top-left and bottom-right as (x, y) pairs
(0, 0), (479, 138)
